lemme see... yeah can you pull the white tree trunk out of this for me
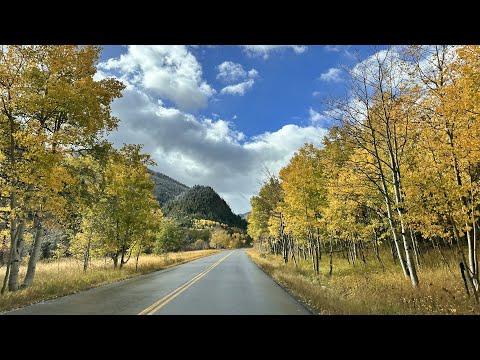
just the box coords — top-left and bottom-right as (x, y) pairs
(8, 220), (26, 291)
(23, 219), (45, 287)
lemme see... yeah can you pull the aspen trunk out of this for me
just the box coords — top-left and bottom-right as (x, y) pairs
(373, 230), (380, 261)
(399, 221), (419, 287)
(350, 241), (356, 266)
(329, 240), (333, 275)
(119, 244), (126, 269)
(317, 229), (322, 261)
(387, 84), (418, 286)
(23, 219), (45, 287)
(447, 135), (478, 294)
(279, 214), (288, 263)
(8, 220), (26, 291)
(345, 241), (351, 264)
(366, 110), (408, 277)
(2, 113), (17, 294)
(450, 216), (478, 303)
(310, 239), (316, 271)
(466, 226), (478, 290)
(83, 228), (93, 272)
(135, 245), (142, 272)
(290, 235), (297, 268)
(411, 230), (421, 267)
(359, 241), (366, 264)
(474, 222), (479, 288)
(1, 195), (16, 295)
(113, 252), (119, 270)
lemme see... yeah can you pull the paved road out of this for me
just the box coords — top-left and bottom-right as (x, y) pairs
(4, 250), (311, 315)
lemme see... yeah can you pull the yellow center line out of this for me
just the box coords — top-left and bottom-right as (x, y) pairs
(138, 251), (235, 315)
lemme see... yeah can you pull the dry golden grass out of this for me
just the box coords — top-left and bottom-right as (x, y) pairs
(247, 248), (480, 314)
(0, 250), (219, 313)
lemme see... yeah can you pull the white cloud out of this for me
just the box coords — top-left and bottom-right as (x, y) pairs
(327, 48), (414, 126)
(324, 45), (355, 58)
(308, 108), (325, 123)
(248, 69), (259, 78)
(309, 108), (322, 122)
(348, 47), (422, 99)
(100, 46), (328, 213)
(99, 45), (215, 112)
(106, 86), (328, 213)
(308, 108), (334, 126)
(220, 79), (255, 96)
(240, 45), (307, 59)
(217, 61), (248, 83)
(216, 61), (258, 96)
(324, 45), (342, 52)
(320, 67), (343, 82)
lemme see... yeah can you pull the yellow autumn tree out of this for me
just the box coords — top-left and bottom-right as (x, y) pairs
(247, 175), (283, 254)
(279, 144), (326, 273)
(0, 45), (124, 292)
(405, 45), (480, 300)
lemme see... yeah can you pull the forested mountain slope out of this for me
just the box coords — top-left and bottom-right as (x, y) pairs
(163, 185), (247, 229)
(147, 169), (190, 206)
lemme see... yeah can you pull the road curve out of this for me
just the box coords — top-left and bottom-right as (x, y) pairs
(4, 250), (311, 315)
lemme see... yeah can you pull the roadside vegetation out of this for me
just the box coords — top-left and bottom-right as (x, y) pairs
(0, 249), (219, 313)
(248, 248), (477, 314)
(247, 45), (480, 314)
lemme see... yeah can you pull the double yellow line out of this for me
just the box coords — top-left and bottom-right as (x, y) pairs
(138, 251), (234, 315)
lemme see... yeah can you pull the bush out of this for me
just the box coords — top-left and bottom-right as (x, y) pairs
(192, 239), (208, 250)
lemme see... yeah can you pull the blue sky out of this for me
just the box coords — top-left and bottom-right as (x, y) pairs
(97, 45), (375, 213)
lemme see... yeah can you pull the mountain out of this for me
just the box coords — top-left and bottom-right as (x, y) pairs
(163, 185), (247, 229)
(239, 212), (251, 220)
(147, 169), (189, 206)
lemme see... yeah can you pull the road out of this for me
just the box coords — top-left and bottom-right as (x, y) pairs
(4, 250), (311, 315)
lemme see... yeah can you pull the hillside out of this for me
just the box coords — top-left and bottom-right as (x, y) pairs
(147, 169), (189, 206)
(239, 212), (251, 220)
(163, 185), (247, 229)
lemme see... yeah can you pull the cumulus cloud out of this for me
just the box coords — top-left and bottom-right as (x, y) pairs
(217, 61), (247, 82)
(240, 45), (307, 59)
(99, 45), (215, 112)
(100, 46), (328, 213)
(220, 79), (255, 96)
(106, 86), (327, 213)
(319, 67), (343, 82)
(217, 61), (258, 96)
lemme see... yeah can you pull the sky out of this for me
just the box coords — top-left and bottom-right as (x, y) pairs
(96, 45), (375, 214)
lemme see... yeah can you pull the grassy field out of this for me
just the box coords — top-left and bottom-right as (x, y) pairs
(0, 250), (219, 313)
(247, 247), (480, 314)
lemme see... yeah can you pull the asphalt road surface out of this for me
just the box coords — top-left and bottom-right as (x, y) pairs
(4, 250), (311, 315)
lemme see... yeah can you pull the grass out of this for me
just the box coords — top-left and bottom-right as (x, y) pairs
(247, 247), (480, 314)
(0, 249), (220, 313)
